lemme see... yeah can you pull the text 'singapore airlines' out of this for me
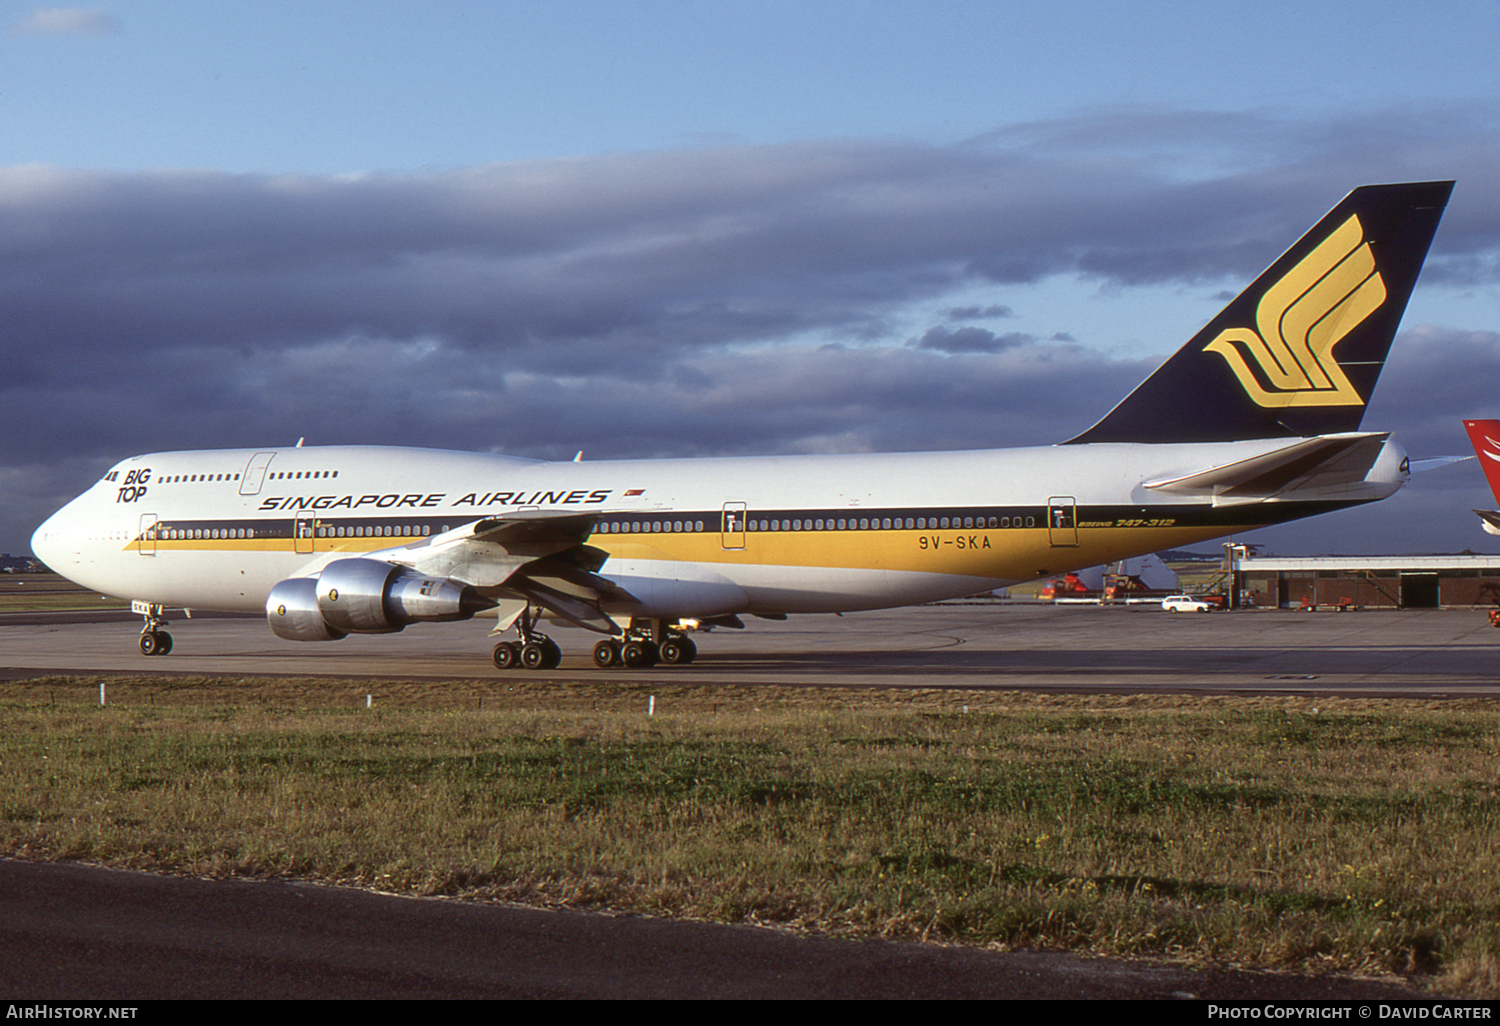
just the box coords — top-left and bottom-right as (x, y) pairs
(33, 182), (1454, 670)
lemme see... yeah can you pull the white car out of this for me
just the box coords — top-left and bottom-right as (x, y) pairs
(1161, 595), (1212, 613)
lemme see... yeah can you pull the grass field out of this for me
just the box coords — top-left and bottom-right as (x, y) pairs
(0, 573), (127, 612)
(2, 674), (1497, 995)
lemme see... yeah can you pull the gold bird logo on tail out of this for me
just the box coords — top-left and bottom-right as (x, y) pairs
(1204, 214), (1386, 408)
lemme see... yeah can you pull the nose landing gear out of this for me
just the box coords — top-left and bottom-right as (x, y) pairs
(134, 601), (173, 656)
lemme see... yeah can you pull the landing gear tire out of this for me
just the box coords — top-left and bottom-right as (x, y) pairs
(621, 640), (659, 668)
(658, 637), (696, 665)
(593, 639), (622, 668)
(496, 637), (560, 670)
(135, 602), (171, 656)
(139, 630), (172, 656)
(492, 641), (520, 670)
(521, 639), (562, 670)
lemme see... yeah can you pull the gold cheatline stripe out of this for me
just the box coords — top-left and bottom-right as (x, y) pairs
(130, 522), (1266, 580)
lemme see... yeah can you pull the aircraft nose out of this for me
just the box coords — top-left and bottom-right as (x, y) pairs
(31, 504), (74, 573)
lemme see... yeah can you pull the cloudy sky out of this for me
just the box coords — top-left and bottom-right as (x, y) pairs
(5, 1), (1500, 558)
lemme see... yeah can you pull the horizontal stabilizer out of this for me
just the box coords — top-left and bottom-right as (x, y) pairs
(1144, 433), (1389, 501)
(1473, 510), (1500, 536)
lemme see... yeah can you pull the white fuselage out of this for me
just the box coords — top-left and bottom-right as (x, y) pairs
(32, 438), (1409, 624)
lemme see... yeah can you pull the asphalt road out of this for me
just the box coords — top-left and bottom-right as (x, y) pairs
(4, 602), (1500, 696)
(0, 859), (1438, 1000)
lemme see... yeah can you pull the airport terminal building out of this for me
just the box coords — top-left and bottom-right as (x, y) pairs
(1232, 554), (1500, 609)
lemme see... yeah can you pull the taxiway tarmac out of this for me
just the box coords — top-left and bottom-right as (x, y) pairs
(0, 859), (1434, 1000)
(4, 602), (1500, 695)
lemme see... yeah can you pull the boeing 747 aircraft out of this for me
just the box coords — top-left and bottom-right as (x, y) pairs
(32, 181), (1454, 670)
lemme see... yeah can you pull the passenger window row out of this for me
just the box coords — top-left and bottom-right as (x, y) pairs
(157, 527), (255, 540)
(146, 511), (1033, 544)
(153, 523), (431, 541)
(595, 513), (1034, 533)
(746, 515), (1031, 531)
(598, 520), (706, 534)
(157, 469), (342, 485)
(318, 525), (430, 538)
(161, 473), (242, 484)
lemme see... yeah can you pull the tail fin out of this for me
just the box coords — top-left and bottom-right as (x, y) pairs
(1069, 181), (1454, 444)
(1462, 419), (1500, 504)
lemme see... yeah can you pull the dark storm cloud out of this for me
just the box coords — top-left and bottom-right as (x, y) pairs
(946, 304), (1013, 321)
(909, 326), (1035, 354)
(7, 102), (1500, 553)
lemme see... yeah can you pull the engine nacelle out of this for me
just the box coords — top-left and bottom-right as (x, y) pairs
(266, 558), (488, 642)
(266, 576), (347, 642)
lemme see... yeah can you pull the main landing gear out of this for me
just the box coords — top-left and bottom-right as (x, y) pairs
(492, 635), (562, 670)
(135, 602), (173, 657)
(491, 606), (562, 670)
(489, 613), (699, 671)
(591, 621), (697, 669)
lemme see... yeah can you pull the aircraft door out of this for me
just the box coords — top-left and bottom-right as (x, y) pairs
(138, 513), (158, 556)
(294, 515), (315, 555)
(1047, 497), (1078, 547)
(240, 452), (276, 496)
(721, 502), (746, 550)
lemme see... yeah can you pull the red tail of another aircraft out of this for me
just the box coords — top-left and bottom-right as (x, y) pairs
(1461, 419), (1500, 534)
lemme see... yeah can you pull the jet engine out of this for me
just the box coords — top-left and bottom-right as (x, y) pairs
(266, 558), (490, 642)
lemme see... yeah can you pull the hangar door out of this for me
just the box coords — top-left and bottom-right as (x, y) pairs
(1399, 573), (1439, 608)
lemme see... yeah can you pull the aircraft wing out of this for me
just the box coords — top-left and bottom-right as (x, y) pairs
(389, 511), (630, 634)
(1143, 433), (1390, 504)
